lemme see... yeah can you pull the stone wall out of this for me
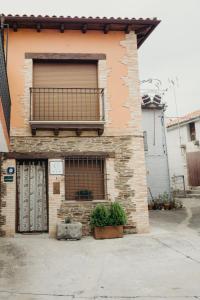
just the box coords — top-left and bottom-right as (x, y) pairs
(6, 134), (148, 236)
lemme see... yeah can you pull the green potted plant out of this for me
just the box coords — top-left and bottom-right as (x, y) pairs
(90, 202), (127, 239)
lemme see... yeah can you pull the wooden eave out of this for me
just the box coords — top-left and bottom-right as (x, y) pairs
(1, 14), (160, 48)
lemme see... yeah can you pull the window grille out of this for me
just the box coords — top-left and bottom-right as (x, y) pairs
(65, 156), (105, 200)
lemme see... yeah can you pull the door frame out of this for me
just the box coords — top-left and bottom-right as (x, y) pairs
(16, 159), (49, 233)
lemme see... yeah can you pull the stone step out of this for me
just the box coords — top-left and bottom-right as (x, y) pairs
(188, 190), (200, 195)
(191, 186), (200, 191)
(186, 193), (200, 198)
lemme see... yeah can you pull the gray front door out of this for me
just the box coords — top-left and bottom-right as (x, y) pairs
(17, 161), (48, 232)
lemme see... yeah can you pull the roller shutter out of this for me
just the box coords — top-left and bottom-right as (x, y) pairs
(32, 62), (99, 121)
(33, 62), (97, 88)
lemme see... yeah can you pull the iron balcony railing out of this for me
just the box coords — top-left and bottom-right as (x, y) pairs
(30, 87), (105, 122)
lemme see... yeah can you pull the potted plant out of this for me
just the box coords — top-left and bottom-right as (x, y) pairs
(90, 202), (127, 239)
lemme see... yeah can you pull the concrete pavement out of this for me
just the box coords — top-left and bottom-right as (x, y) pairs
(0, 198), (200, 299)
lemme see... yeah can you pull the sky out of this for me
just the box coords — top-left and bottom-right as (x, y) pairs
(0, 0), (199, 117)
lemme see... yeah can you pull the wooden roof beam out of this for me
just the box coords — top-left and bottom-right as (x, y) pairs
(103, 24), (110, 34)
(125, 25), (132, 34)
(81, 24), (87, 33)
(13, 22), (18, 32)
(36, 23), (41, 32)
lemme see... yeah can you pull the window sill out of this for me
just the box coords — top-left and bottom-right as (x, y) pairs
(63, 199), (109, 203)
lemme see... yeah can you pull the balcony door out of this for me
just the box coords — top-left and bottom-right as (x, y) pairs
(32, 61), (99, 121)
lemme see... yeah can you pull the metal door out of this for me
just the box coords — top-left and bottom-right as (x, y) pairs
(17, 161), (48, 232)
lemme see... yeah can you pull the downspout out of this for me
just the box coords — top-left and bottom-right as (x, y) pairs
(161, 107), (172, 198)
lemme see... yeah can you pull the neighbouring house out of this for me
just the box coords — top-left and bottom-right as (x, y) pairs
(0, 29), (11, 236)
(0, 30), (10, 153)
(0, 14), (160, 237)
(141, 94), (171, 201)
(167, 110), (200, 191)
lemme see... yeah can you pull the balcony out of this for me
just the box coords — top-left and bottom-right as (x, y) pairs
(29, 88), (105, 136)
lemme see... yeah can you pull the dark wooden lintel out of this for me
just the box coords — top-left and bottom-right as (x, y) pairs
(81, 24), (87, 33)
(25, 52), (106, 60)
(6, 151), (115, 159)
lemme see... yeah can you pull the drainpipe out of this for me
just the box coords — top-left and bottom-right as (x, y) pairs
(162, 107), (172, 198)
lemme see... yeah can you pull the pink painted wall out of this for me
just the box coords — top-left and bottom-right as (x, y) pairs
(7, 29), (135, 130)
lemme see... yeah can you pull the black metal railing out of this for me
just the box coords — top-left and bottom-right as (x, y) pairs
(0, 32), (11, 133)
(30, 87), (105, 122)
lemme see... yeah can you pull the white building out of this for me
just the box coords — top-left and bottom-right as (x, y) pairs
(142, 96), (171, 201)
(167, 110), (200, 189)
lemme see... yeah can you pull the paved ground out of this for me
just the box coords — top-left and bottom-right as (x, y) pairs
(1, 198), (200, 300)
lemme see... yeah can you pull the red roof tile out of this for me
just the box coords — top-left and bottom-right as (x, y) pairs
(167, 110), (200, 128)
(0, 14), (160, 48)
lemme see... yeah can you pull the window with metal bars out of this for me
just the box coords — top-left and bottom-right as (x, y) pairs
(65, 157), (105, 200)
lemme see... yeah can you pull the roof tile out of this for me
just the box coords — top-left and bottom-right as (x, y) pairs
(167, 109), (200, 127)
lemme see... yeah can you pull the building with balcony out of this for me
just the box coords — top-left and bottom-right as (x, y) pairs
(0, 14), (160, 237)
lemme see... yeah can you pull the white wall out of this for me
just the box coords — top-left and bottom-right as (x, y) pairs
(166, 118), (200, 189)
(142, 108), (170, 200)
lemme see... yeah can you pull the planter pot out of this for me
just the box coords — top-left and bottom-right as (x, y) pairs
(94, 225), (123, 239)
(57, 222), (82, 240)
(164, 203), (170, 210)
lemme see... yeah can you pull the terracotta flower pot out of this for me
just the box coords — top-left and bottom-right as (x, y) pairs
(94, 225), (123, 239)
(164, 203), (170, 210)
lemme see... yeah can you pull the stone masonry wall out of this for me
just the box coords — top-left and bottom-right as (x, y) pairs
(8, 134), (147, 236)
